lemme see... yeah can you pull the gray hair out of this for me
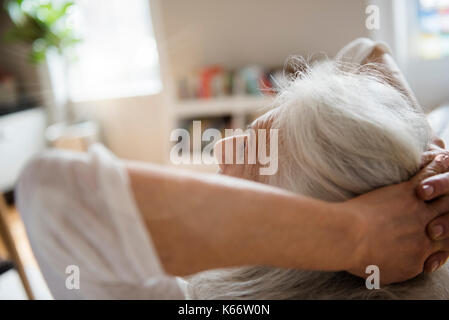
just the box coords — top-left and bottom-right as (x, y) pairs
(187, 60), (449, 299)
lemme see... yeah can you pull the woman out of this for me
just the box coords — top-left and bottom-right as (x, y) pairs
(187, 39), (449, 299)
(16, 39), (449, 299)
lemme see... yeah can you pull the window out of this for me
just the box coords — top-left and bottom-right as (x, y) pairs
(67, 0), (162, 101)
(417, 0), (449, 59)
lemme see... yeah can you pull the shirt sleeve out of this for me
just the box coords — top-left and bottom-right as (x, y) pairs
(16, 144), (184, 299)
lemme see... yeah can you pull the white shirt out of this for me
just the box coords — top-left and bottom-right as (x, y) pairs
(17, 144), (184, 299)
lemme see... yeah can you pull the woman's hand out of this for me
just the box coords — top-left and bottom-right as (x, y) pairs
(343, 37), (449, 280)
(342, 153), (449, 284)
(417, 138), (449, 273)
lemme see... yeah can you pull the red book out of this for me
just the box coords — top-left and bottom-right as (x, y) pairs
(199, 66), (222, 98)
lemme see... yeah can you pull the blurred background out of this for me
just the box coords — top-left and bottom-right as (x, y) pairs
(0, 0), (448, 299)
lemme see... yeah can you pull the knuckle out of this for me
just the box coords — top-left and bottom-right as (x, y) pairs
(435, 164), (446, 174)
(418, 239), (429, 255)
(429, 215), (445, 229)
(422, 151), (436, 167)
(433, 156), (448, 173)
(416, 203), (432, 224)
(410, 234), (431, 258)
(424, 173), (449, 197)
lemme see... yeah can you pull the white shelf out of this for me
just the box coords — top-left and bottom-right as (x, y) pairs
(0, 108), (46, 191)
(173, 95), (274, 118)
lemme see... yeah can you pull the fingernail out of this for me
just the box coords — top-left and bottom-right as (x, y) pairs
(431, 224), (444, 239)
(431, 260), (440, 272)
(422, 184), (434, 197)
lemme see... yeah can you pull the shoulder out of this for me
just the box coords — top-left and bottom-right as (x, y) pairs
(15, 144), (123, 238)
(15, 145), (182, 299)
(17, 144), (121, 206)
(16, 149), (92, 214)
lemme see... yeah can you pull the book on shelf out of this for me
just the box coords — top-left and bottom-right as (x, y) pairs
(177, 64), (286, 101)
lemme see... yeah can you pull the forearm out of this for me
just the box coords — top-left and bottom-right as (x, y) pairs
(127, 162), (359, 276)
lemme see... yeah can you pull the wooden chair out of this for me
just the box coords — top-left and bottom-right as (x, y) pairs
(0, 193), (34, 300)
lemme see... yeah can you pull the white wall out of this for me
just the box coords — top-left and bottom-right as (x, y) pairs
(407, 58), (449, 111)
(73, 0), (171, 164)
(76, 94), (169, 163)
(6, 0), (447, 162)
(2, 1), (400, 163)
(160, 0), (369, 79)
(76, 0), (371, 163)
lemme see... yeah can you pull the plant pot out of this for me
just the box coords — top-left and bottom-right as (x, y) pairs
(37, 49), (70, 124)
(45, 120), (100, 152)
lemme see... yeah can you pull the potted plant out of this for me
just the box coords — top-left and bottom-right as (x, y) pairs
(3, 0), (80, 123)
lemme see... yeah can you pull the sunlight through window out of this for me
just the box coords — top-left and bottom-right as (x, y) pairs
(417, 0), (449, 59)
(67, 0), (162, 102)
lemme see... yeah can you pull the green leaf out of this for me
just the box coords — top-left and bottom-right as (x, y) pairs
(30, 42), (48, 64)
(2, 0), (81, 64)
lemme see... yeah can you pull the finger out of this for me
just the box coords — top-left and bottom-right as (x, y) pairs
(421, 149), (449, 168)
(424, 251), (449, 273)
(416, 154), (449, 182)
(416, 155), (449, 200)
(428, 212), (449, 240)
(418, 172), (449, 201)
(427, 196), (449, 221)
(421, 152), (434, 168)
(432, 136), (446, 149)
